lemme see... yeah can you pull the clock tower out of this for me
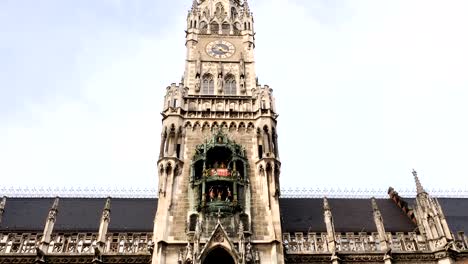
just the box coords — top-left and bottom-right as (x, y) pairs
(152, 0), (283, 263)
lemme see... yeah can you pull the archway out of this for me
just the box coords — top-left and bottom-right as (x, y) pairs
(203, 247), (235, 264)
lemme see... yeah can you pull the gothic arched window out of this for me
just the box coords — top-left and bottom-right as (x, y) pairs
(222, 22), (230, 35)
(202, 74), (215, 95)
(200, 21), (208, 34)
(210, 22), (219, 34)
(224, 75), (236, 95)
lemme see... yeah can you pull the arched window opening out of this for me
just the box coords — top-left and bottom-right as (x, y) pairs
(203, 247), (234, 264)
(244, 22), (247, 30)
(233, 22), (241, 35)
(240, 214), (249, 231)
(200, 21), (208, 34)
(222, 22), (230, 35)
(210, 22), (220, 34)
(224, 75), (236, 95)
(202, 74), (215, 95)
(231, 7), (238, 19)
(189, 214), (198, 232)
(194, 20), (197, 28)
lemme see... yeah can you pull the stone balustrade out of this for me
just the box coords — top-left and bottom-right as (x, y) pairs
(0, 232), (152, 255)
(282, 232), (438, 254)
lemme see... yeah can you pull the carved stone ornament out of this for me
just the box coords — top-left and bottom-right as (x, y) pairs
(214, 230), (224, 243)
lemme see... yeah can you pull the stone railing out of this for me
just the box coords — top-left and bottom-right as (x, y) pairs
(283, 232), (431, 254)
(0, 232), (153, 255)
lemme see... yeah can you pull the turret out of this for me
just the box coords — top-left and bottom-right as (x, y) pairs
(412, 170), (453, 251)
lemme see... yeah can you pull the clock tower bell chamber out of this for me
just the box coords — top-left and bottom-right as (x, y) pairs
(153, 0), (283, 263)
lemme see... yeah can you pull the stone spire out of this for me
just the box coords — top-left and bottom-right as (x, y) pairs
(0, 196), (6, 225)
(412, 169), (426, 195)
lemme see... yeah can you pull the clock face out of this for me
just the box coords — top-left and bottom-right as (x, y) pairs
(206, 40), (236, 59)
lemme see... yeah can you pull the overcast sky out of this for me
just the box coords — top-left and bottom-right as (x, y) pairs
(1, 0), (468, 196)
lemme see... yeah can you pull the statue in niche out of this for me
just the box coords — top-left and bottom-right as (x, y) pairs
(240, 75), (246, 93)
(209, 187), (215, 202)
(217, 189), (223, 201)
(226, 188), (232, 202)
(194, 76), (200, 92)
(217, 62), (223, 92)
(239, 53), (245, 76)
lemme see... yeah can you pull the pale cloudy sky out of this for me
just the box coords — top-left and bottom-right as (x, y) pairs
(1, 0), (467, 195)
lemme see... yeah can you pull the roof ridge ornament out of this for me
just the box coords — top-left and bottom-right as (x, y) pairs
(412, 169), (426, 195)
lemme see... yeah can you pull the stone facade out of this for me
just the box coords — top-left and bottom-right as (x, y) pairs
(153, 1), (282, 262)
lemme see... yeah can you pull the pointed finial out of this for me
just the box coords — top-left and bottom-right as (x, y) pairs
(52, 197), (60, 210)
(412, 169), (426, 194)
(323, 197), (330, 211)
(244, 0), (250, 10)
(104, 197), (111, 211)
(371, 197), (379, 211)
(217, 208), (222, 223)
(0, 196), (6, 210)
(48, 197), (59, 221)
(191, 0), (198, 10)
(238, 221), (244, 235)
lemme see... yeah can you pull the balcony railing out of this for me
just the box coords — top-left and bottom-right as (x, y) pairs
(0, 232), (152, 255)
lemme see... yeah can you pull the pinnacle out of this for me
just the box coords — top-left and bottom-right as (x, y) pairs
(371, 197), (379, 211)
(323, 197), (330, 211)
(412, 169), (426, 195)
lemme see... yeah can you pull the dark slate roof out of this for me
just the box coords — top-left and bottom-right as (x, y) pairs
(376, 199), (416, 232)
(1, 197), (467, 234)
(280, 198), (416, 233)
(0, 198), (54, 231)
(433, 198), (468, 235)
(279, 198), (326, 233)
(0, 198), (158, 232)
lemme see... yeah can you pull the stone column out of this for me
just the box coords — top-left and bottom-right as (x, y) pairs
(0, 196), (5, 225)
(39, 197), (59, 253)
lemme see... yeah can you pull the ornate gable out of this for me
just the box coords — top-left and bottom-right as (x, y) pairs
(198, 222), (239, 262)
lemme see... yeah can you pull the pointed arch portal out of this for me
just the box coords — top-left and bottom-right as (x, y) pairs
(203, 247), (235, 264)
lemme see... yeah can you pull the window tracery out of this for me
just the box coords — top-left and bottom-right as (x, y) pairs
(224, 75), (236, 95)
(202, 74), (215, 94)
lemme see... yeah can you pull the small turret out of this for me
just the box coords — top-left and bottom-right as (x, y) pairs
(412, 170), (454, 251)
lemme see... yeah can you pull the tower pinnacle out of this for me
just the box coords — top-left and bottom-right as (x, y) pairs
(412, 169), (426, 195)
